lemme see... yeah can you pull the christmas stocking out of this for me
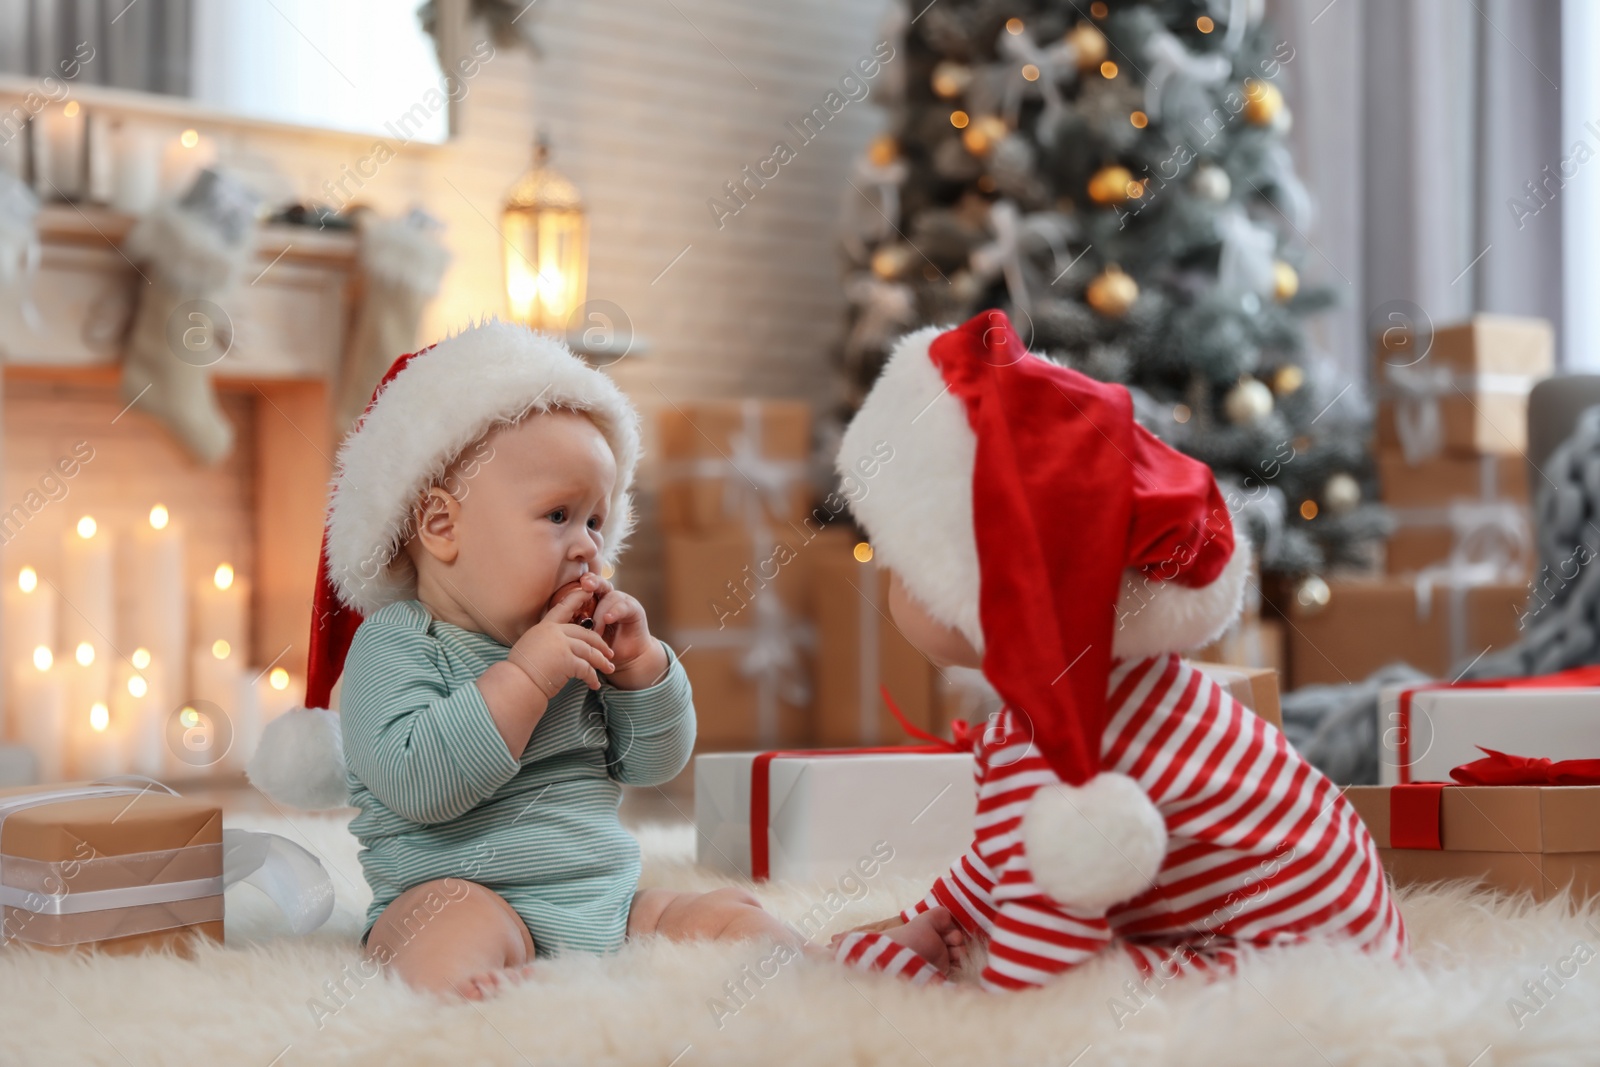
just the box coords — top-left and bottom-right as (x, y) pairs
(121, 169), (260, 465)
(333, 209), (450, 434)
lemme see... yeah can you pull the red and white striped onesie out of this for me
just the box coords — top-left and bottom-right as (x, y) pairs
(833, 654), (1406, 990)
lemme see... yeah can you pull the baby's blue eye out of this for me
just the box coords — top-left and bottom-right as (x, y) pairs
(588, 515), (601, 530)
(549, 508), (567, 523)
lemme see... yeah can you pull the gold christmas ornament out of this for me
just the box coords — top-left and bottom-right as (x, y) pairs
(1272, 363), (1305, 395)
(1243, 79), (1284, 125)
(1086, 265), (1139, 317)
(962, 115), (1008, 156)
(1088, 164), (1136, 205)
(1064, 21), (1108, 70)
(871, 245), (913, 279)
(1294, 574), (1332, 615)
(1223, 376), (1273, 426)
(1273, 260), (1299, 302)
(867, 135), (898, 167)
(1323, 472), (1361, 515)
(932, 61), (973, 99)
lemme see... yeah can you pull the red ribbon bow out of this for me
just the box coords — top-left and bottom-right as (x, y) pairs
(1450, 747), (1600, 787)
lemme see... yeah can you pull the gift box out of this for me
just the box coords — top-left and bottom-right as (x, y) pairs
(1383, 503), (1533, 576)
(0, 781), (224, 956)
(664, 532), (814, 748)
(1377, 669), (1600, 785)
(1377, 450), (1529, 507)
(1192, 663), (1283, 730)
(657, 399), (814, 534)
(1287, 578), (1526, 689)
(1375, 314), (1552, 459)
(694, 748), (976, 883)
(810, 528), (944, 747)
(1344, 783), (1600, 902)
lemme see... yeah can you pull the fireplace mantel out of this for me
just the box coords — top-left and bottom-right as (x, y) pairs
(2, 204), (363, 683)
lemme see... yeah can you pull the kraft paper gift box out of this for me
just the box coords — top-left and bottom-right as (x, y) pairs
(0, 781), (224, 957)
(1192, 663), (1283, 730)
(694, 749), (976, 883)
(657, 399), (813, 534)
(1286, 578), (1525, 689)
(664, 532), (814, 748)
(1344, 783), (1600, 902)
(810, 528), (944, 747)
(1377, 673), (1600, 785)
(1375, 314), (1553, 458)
(1377, 450), (1529, 508)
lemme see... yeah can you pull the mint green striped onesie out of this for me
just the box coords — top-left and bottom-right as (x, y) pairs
(341, 599), (696, 956)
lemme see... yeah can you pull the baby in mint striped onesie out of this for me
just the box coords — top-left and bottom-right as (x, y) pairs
(343, 343), (806, 1001)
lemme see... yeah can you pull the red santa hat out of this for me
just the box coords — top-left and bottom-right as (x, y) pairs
(246, 319), (642, 809)
(836, 309), (1248, 912)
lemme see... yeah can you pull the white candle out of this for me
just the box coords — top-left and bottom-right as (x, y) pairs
(60, 516), (114, 670)
(109, 122), (161, 215)
(13, 648), (66, 782)
(75, 700), (123, 779)
(34, 101), (88, 200)
(123, 504), (187, 704)
(188, 639), (240, 774)
(114, 653), (165, 778)
(3, 566), (56, 739)
(227, 671), (263, 774)
(193, 562), (247, 677)
(258, 666), (303, 724)
(159, 128), (217, 199)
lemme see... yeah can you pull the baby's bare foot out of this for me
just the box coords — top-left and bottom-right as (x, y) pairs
(880, 907), (967, 975)
(454, 963), (537, 1001)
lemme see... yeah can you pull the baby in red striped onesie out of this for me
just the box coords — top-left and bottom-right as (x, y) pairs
(825, 312), (1405, 991)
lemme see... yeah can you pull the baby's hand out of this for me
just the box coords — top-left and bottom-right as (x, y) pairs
(579, 571), (669, 690)
(508, 584), (616, 698)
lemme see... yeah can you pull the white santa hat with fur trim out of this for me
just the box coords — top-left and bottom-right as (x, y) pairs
(837, 310), (1249, 912)
(246, 319), (641, 809)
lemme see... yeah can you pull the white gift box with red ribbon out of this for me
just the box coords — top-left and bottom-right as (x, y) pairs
(1378, 675), (1600, 785)
(693, 749), (977, 884)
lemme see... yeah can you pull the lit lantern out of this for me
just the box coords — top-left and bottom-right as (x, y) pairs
(502, 134), (588, 337)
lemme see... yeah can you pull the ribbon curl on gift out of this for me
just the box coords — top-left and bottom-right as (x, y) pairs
(1450, 747), (1600, 787)
(1392, 665), (1600, 783)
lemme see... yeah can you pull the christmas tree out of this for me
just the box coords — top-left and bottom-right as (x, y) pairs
(836, 0), (1389, 601)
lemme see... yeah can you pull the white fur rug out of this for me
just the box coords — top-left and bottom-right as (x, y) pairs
(3, 810), (1599, 1066)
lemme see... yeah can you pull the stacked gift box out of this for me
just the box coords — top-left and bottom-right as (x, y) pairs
(1342, 667), (1600, 901)
(1193, 556), (1284, 674)
(659, 399), (971, 752)
(1287, 315), (1550, 689)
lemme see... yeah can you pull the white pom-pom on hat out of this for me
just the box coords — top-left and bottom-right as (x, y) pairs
(1021, 772), (1168, 911)
(246, 707), (347, 810)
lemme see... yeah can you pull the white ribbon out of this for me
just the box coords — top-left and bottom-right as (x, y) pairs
(997, 27), (1079, 144)
(969, 200), (1074, 318)
(1143, 27), (1231, 121)
(0, 776), (333, 945)
(664, 403), (814, 746)
(1410, 502), (1531, 667)
(1383, 362), (1539, 463)
(1215, 207), (1277, 298)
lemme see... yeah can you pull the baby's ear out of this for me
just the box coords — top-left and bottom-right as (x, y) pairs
(413, 487), (462, 563)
